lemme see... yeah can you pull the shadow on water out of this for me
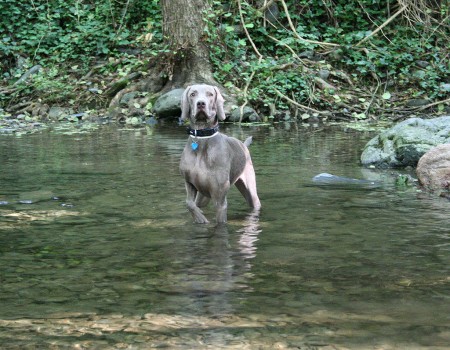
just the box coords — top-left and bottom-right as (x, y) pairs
(0, 123), (449, 349)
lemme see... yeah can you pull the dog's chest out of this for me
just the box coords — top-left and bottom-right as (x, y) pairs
(180, 143), (231, 188)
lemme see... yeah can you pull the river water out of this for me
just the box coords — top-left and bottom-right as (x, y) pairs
(0, 123), (448, 349)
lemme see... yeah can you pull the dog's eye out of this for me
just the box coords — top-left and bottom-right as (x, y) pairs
(206, 92), (214, 97)
(190, 92), (196, 97)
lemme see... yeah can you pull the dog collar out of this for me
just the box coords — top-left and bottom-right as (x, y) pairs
(187, 125), (219, 138)
(187, 125), (219, 151)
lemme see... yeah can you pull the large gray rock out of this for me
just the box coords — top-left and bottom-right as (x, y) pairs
(361, 116), (450, 168)
(229, 106), (260, 122)
(416, 143), (450, 192)
(153, 88), (184, 118)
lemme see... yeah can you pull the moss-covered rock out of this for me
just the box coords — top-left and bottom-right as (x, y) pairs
(361, 116), (450, 168)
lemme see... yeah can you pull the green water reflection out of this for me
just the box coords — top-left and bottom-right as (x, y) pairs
(0, 124), (448, 349)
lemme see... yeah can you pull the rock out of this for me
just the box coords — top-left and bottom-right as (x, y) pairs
(416, 60), (429, 68)
(416, 143), (450, 192)
(120, 92), (139, 106)
(229, 106), (260, 122)
(153, 88), (184, 119)
(265, 2), (280, 24)
(312, 173), (381, 189)
(440, 83), (450, 92)
(361, 116), (450, 168)
(406, 99), (429, 107)
(48, 106), (74, 120)
(318, 69), (330, 80)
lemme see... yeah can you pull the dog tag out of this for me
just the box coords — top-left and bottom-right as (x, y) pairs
(191, 142), (198, 151)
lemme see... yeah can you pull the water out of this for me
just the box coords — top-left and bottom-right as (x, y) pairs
(0, 123), (449, 349)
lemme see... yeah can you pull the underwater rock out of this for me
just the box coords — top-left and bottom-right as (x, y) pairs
(312, 173), (381, 189)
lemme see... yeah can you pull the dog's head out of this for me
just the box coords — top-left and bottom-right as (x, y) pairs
(180, 84), (225, 126)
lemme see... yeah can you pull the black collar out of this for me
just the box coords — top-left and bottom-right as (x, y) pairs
(187, 125), (219, 137)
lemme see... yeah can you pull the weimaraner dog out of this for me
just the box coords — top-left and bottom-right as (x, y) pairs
(179, 84), (261, 224)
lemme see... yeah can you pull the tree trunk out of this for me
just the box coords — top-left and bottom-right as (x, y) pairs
(109, 0), (228, 117)
(160, 0), (217, 88)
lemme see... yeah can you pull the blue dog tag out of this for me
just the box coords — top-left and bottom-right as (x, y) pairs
(191, 142), (198, 151)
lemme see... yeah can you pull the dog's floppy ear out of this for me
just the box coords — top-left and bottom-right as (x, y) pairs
(180, 86), (191, 121)
(214, 87), (226, 121)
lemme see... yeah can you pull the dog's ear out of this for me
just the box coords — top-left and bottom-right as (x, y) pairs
(180, 86), (191, 121)
(214, 87), (226, 121)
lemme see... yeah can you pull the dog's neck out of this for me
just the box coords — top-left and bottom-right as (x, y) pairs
(187, 124), (219, 138)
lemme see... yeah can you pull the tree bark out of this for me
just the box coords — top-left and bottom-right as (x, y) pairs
(160, 0), (217, 88)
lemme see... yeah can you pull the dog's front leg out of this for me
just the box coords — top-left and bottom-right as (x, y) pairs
(185, 182), (209, 224)
(212, 185), (229, 224)
(215, 197), (228, 224)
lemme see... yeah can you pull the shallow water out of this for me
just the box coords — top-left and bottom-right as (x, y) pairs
(0, 123), (449, 349)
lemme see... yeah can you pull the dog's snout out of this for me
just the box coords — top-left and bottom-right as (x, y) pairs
(197, 100), (206, 109)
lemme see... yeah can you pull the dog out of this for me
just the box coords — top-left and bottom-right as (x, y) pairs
(179, 84), (261, 224)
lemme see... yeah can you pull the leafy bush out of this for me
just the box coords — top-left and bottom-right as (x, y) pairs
(0, 0), (162, 74)
(209, 0), (449, 115)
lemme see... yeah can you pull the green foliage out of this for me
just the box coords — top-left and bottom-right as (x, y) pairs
(1, 0), (448, 118)
(207, 0), (449, 115)
(1, 0), (163, 106)
(0, 0), (162, 74)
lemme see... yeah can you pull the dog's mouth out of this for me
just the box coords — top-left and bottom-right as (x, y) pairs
(195, 110), (209, 120)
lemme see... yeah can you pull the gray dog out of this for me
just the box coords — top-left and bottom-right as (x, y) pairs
(179, 84), (261, 224)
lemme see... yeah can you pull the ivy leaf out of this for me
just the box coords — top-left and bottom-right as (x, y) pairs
(382, 92), (391, 100)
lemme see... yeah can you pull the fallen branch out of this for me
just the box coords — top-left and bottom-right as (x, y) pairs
(7, 101), (33, 112)
(355, 5), (407, 47)
(274, 88), (331, 116)
(105, 72), (142, 97)
(13, 65), (42, 86)
(414, 97), (450, 111)
(314, 76), (337, 91)
(364, 81), (381, 118)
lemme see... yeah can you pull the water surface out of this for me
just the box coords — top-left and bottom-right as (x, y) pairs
(0, 123), (448, 349)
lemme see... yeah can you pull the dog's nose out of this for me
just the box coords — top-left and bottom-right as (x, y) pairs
(197, 101), (206, 109)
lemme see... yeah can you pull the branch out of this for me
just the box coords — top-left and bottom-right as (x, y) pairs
(258, 0), (276, 13)
(355, 5), (407, 47)
(13, 65), (42, 86)
(274, 89), (331, 115)
(237, 0), (262, 60)
(278, 0), (339, 48)
(266, 34), (305, 63)
(237, 0), (263, 123)
(414, 97), (450, 112)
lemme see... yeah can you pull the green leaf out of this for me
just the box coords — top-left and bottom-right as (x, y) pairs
(382, 92), (391, 100)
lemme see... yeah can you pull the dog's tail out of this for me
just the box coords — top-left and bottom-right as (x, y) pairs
(244, 136), (253, 148)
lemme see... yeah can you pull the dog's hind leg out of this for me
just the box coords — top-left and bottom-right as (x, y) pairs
(235, 163), (261, 209)
(195, 193), (210, 208)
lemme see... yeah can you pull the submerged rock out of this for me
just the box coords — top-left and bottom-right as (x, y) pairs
(416, 143), (450, 192)
(312, 173), (381, 189)
(361, 116), (450, 168)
